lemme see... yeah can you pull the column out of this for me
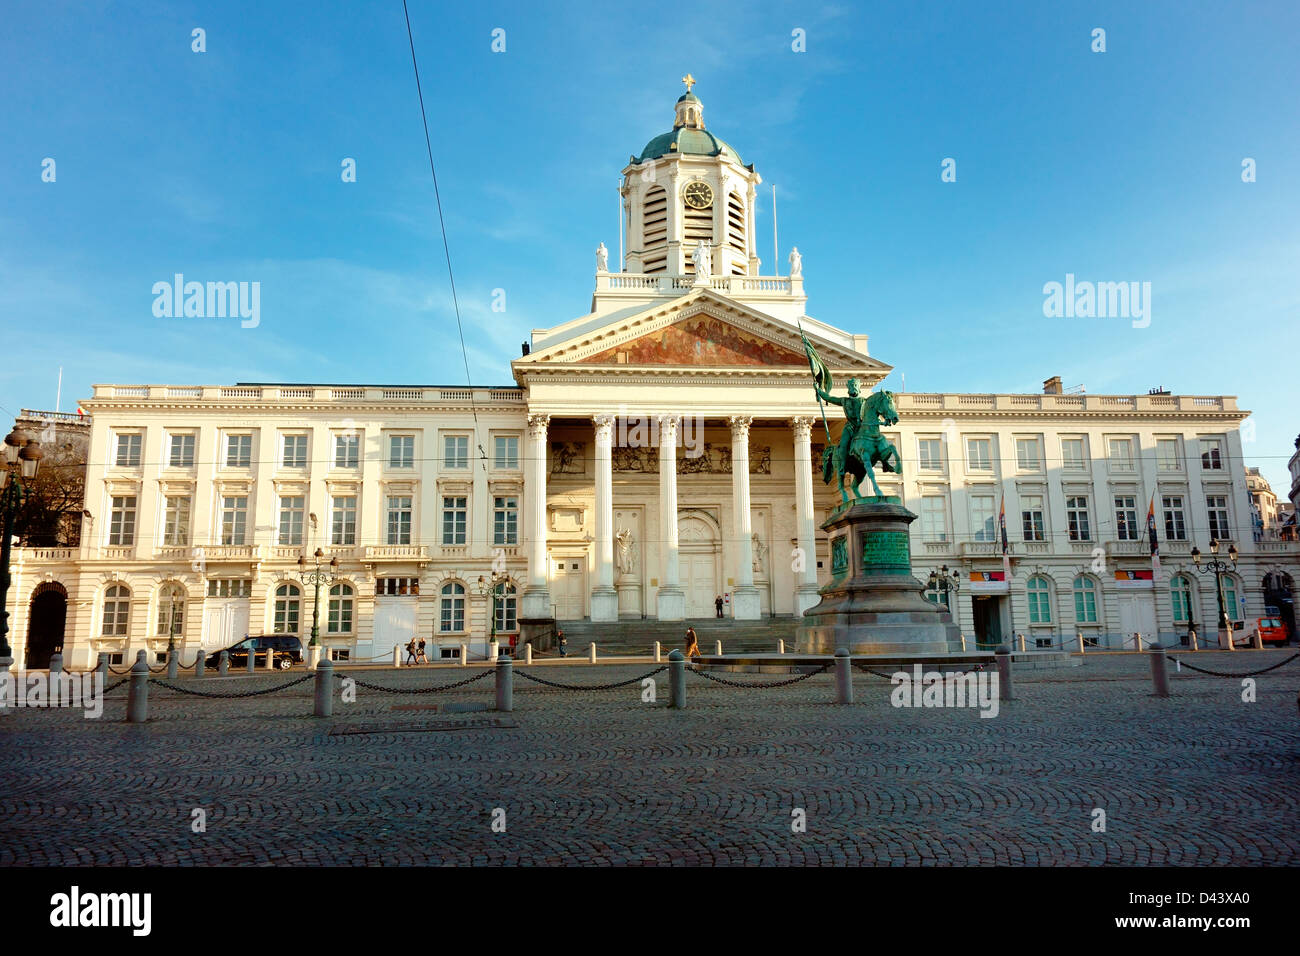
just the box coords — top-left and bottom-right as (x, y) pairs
(590, 415), (619, 621)
(792, 417), (821, 615)
(656, 416), (684, 620)
(730, 416), (761, 619)
(521, 414), (551, 620)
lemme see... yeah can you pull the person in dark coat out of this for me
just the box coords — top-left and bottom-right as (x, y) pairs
(714, 595), (724, 618)
(557, 629), (568, 657)
(684, 627), (702, 663)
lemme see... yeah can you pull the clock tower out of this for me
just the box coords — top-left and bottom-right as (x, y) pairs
(620, 77), (763, 278)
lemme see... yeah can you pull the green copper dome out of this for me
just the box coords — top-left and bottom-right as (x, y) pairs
(636, 128), (743, 165)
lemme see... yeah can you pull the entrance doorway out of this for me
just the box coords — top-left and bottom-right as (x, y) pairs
(678, 512), (720, 619)
(552, 557), (587, 620)
(26, 583), (67, 670)
(1117, 593), (1157, 650)
(972, 595), (1004, 649)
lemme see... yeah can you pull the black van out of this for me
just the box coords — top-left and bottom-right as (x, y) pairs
(207, 635), (303, 670)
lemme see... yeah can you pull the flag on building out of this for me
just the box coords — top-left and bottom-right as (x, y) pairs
(999, 494), (1010, 576)
(1147, 493), (1161, 574)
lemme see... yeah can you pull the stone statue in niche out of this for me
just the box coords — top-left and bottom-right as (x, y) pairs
(615, 528), (637, 576)
(752, 533), (767, 574)
(551, 442), (585, 475)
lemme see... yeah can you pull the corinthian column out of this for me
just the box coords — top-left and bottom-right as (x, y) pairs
(730, 415), (761, 620)
(521, 413), (551, 620)
(590, 414), (619, 622)
(656, 415), (684, 621)
(791, 416), (821, 615)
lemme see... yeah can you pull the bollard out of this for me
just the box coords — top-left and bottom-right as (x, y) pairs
(668, 649), (686, 709)
(1017, 633), (1026, 653)
(489, 639), (499, 663)
(264, 647), (275, 671)
(653, 641), (661, 663)
(194, 650), (205, 678)
(167, 648), (178, 679)
(523, 642), (532, 665)
(309, 644), (322, 670)
(1148, 643), (1170, 698)
(127, 650), (149, 723)
(834, 647), (853, 705)
(1189, 629), (1199, 652)
(459, 643), (468, 666)
(1223, 627), (1235, 652)
(1077, 633), (1085, 654)
(777, 638), (785, 655)
(393, 645), (402, 668)
(495, 655), (513, 712)
(314, 657), (334, 717)
(959, 634), (966, 652)
(218, 650), (229, 676)
(588, 643), (597, 664)
(0, 655), (11, 718)
(97, 652), (109, 678)
(246, 647), (256, 674)
(995, 645), (1013, 701)
(1253, 629), (1263, 651)
(49, 651), (64, 675)
(1132, 632), (1142, 651)
(715, 640), (723, 656)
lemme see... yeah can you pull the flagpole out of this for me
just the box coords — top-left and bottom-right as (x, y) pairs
(796, 319), (832, 443)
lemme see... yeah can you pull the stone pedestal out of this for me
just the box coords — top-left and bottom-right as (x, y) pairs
(730, 585), (761, 620)
(616, 580), (641, 618)
(590, 587), (619, 622)
(798, 498), (961, 655)
(656, 585), (685, 622)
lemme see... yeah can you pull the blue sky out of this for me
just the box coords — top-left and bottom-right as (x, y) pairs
(2, 0), (1297, 491)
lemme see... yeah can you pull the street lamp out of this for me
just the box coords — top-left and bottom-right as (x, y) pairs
(476, 572), (510, 647)
(1191, 539), (1238, 646)
(926, 565), (960, 611)
(297, 547), (338, 648)
(1, 429), (43, 659)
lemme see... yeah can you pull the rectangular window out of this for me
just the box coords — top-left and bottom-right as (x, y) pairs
(386, 495), (413, 545)
(327, 591), (353, 634)
(1156, 438), (1182, 472)
(1200, 437), (1224, 470)
(220, 496), (248, 545)
(162, 496), (191, 546)
(442, 496), (467, 545)
(917, 438), (942, 471)
(1061, 438), (1087, 471)
(1015, 437), (1042, 472)
(494, 435), (520, 470)
(376, 577), (420, 596)
(334, 434), (360, 469)
(1020, 495), (1045, 542)
(1162, 495), (1187, 541)
(1066, 496), (1091, 541)
(965, 438), (992, 472)
(168, 434), (195, 468)
(493, 496), (519, 546)
(1074, 584), (1098, 623)
(443, 435), (469, 469)
(389, 435), (415, 469)
(282, 434), (308, 469)
(970, 495), (996, 542)
(919, 496), (947, 542)
(1114, 495), (1139, 540)
(279, 496), (305, 546)
(331, 496), (357, 546)
(108, 496), (137, 545)
(226, 434), (252, 468)
(207, 579), (252, 598)
(1108, 438), (1135, 473)
(1206, 495), (1230, 540)
(115, 433), (142, 468)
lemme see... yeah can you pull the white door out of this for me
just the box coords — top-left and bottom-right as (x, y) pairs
(1118, 594), (1157, 649)
(204, 600), (250, 649)
(373, 598), (418, 659)
(683, 554), (717, 618)
(553, 558), (586, 620)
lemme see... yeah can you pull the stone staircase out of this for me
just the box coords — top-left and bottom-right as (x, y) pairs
(552, 617), (798, 656)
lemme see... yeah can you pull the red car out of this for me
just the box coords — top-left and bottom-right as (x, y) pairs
(1256, 617), (1288, 646)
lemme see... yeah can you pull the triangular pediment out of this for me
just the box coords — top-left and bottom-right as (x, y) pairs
(513, 289), (890, 378)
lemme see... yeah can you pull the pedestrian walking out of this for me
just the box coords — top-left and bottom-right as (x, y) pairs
(405, 638), (418, 665)
(714, 595), (724, 618)
(684, 626), (701, 663)
(416, 638), (428, 664)
(557, 629), (568, 657)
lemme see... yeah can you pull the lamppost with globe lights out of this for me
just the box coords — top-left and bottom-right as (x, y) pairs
(926, 565), (960, 612)
(297, 548), (338, 648)
(475, 571), (510, 650)
(1191, 538), (1238, 647)
(1, 428), (43, 660)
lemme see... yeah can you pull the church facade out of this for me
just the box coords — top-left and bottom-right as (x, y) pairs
(10, 83), (1289, 669)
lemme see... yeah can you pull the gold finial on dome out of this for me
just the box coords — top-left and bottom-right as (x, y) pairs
(682, 73), (696, 93)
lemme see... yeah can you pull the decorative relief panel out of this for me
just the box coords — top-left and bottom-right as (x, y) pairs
(580, 315), (808, 367)
(551, 442), (586, 475)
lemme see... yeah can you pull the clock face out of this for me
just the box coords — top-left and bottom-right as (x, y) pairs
(683, 181), (714, 209)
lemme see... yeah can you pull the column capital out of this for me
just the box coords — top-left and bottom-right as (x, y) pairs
(790, 417), (814, 442)
(526, 414), (550, 440)
(729, 415), (753, 439)
(592, 414), (615, 440)
(657, 415), (679, 442)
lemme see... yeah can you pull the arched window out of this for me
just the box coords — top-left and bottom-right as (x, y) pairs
(156, 583), (186, 636)
(274, 583), (301, 634)
(1072, 575), (1099, 624)
(1026, 575), (1052, 624)
(1170, 575), (1193, 624)
(102, 584), (130, 637)
(440, 582), (466, 633)
(327, 583), (354, 634)
(493, 581), (518, 633)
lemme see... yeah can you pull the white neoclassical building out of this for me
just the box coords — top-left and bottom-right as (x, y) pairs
(9, 81), (1296, 668)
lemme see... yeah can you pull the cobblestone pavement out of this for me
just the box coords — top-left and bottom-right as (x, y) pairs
(1, 651), (1297, 866)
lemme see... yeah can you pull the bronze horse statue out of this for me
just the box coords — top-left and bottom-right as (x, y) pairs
(822, 389), (903, 503)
